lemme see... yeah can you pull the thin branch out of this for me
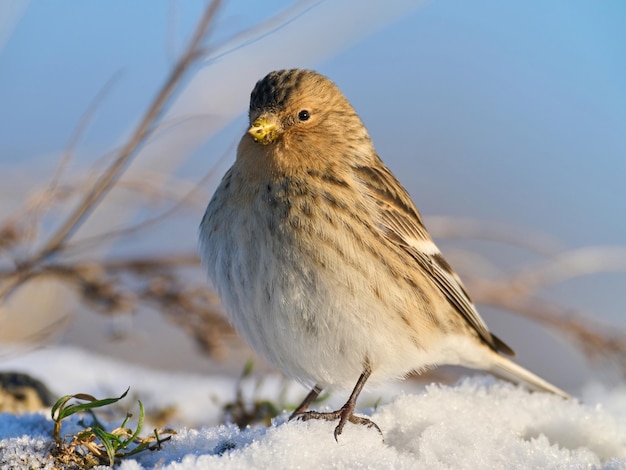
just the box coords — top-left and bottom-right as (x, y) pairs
(32, 0), (222, 266)
(426, 216), (565, 256)
(0, 0), (222, 300)
(0, 254), (199, 279)
(469, 279), (626, 373)
(47, 71), (123, 194)
(509, 246), (626, 294)
(59, 137), (236, 257)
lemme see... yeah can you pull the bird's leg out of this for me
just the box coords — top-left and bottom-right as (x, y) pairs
(290, 384), (323, 418)
(332, 367), (377, 440)
(291, 365), (382, 440)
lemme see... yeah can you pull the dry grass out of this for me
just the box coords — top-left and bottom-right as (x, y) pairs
(0, 0), (236, 356)
(429, 217), (626, 376)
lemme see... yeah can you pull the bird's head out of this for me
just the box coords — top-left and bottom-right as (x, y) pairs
(246, 69), (371, 150)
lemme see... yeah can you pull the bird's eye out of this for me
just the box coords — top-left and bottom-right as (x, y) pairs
(298, 110), (310, 121)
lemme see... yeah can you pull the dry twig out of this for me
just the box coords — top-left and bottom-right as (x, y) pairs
(0, 0), (223, 300)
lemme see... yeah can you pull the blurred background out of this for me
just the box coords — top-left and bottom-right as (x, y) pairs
(1, 0), (625, 397)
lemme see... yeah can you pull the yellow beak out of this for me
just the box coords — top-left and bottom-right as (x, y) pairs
(248, 114), (278, 144)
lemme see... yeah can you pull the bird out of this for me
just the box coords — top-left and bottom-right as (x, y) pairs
(199, 69), (569, 439)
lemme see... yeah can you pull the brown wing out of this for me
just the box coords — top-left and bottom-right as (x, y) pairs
(354, 161), (514, 356)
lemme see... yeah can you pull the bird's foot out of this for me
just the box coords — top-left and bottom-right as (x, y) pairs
(290, 406), (382, 441)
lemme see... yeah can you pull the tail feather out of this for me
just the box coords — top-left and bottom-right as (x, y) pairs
(489, 353), (571, 399)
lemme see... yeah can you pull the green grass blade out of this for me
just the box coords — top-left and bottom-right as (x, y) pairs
(92, 426), (117, 467)
(122, 400), (145, 447)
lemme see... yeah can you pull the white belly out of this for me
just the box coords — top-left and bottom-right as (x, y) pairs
(199, 175), (453, 389)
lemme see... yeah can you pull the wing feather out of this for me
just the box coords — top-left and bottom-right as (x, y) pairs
(354, 162), (514, 356)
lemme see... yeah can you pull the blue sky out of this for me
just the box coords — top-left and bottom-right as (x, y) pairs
(1, 1), (625, 322)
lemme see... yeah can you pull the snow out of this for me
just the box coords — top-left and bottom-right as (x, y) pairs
(1, 347), (625, 469)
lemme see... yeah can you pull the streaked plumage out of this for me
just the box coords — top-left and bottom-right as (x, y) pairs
(199, 69), (568, 438)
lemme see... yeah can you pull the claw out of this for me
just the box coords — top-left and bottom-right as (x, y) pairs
(291, 409), (383, 442)
(289, 367), (383, 441)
